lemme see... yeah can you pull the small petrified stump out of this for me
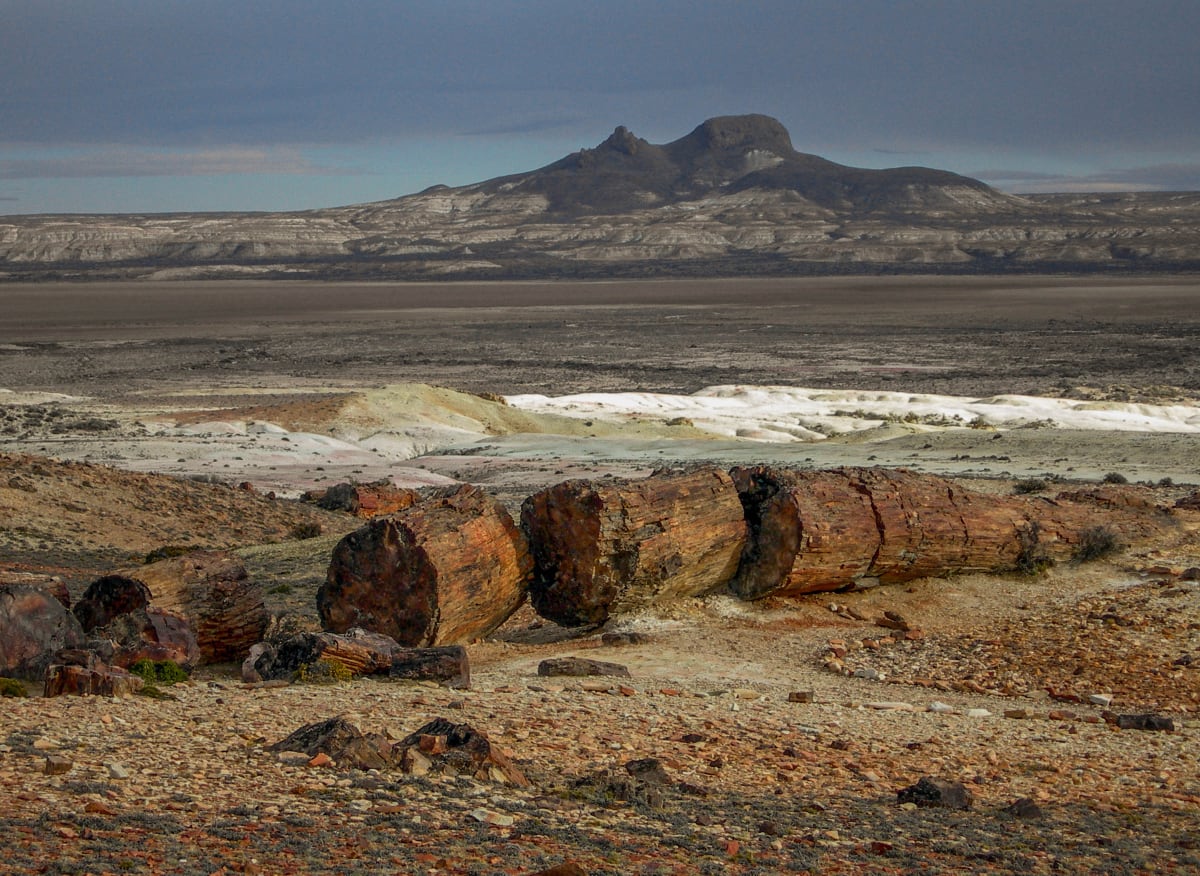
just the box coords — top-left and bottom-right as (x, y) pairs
(897, 776), (973, 810)
(43, 649), (143, 698)
(521, 467), (747, 626)
(319, 485), (531, 646)
(0, 584), (87, 681)
(1116, 713), (1175, 732)
(537, 657), (631, 678)
(92, 551), (266, 664)
(243, 628), (469, 687)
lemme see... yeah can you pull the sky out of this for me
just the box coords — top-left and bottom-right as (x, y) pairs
(2, 0), (1198, 215)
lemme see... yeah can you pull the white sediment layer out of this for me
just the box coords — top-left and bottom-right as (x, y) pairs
(505, 385), (1200, 442)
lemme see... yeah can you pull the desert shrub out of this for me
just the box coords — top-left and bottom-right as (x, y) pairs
(144, 545), (195, 563)
(1158, 477), (1174, 487)
(129, 659), (189, 685)
(0, 677), (28, 697)
(1102, 472), (1128, 484)
(1074, 527), (1120, 562)
(267, 582), (294, 595)
(1013, 478), (1049, 495)
(1014, 522), (1053, 575)
(295, 659), (352, 684)
(290, 522), (323, 540)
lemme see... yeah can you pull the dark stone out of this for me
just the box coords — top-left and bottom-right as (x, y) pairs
(624, 757), (671, 785)
(1116, 713), (1175, 732)
(897, 776), (974, 809)
(537, 657), (630, 678)
(1005, 797), (1044, 819)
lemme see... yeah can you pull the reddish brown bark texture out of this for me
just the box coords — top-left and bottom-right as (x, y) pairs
(521, 467), (748, 626)
(729, 466), (1171, 599)
(104, 551), (266, 664)
(318, 485), (531, 646)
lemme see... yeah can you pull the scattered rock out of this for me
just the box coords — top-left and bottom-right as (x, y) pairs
(43, 756), (72, 775)
(537, 657), (630, 678)
(897, 777), (973, 810)
(1115, 714), (1175, 732)
(1005, 797), (1045, 819)
(787, 690), (814, 703)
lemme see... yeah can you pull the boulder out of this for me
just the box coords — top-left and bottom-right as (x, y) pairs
(0, 584), (87, 681)
(319, 485), (531, 646)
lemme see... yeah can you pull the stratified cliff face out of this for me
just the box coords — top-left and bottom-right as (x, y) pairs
(2, 115), (1199, 280)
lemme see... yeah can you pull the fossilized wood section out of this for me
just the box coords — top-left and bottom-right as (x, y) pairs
(314, 481), (423, 518)
(319, 485), (531, 646)
(0, 584), (87, 681)
(729, 466), (1146, 599)
(108, 551), (266, 664)
(521, 467), (748, 626)
(43, 649), (143, 698)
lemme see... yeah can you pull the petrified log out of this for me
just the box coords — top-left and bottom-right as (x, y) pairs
(319, 485), (531, 646)
(316, 480), (422, 518)
(93, 607), (200, 670)
(43, 649), (143, 698)
(521, 467), (747, 626)
(269, 716), (399, 770)
(97, 551), (266, 664)
(243, 628), (469, 687)
(730, 466), (1169, 599)
(0, 584), (87, 681)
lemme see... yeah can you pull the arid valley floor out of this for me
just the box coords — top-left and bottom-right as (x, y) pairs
(1, 275), (1199, 875)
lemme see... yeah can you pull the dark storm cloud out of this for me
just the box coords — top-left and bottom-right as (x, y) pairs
(0, 148), (356, 179)
(3, 0), (1197, 154)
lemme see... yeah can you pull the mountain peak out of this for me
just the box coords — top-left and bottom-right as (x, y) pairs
(601, 125), (644, 155)
(680, 114), (795, 156)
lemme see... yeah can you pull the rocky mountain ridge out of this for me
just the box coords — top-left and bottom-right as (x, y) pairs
(3, 115), (1199, 280)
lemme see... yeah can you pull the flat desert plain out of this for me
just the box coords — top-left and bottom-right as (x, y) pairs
(1, 275), (1199, 875)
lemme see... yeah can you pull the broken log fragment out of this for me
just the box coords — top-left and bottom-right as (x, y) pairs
(43, 649), (143, 698)
(314, 480), (422, 518)
(521, 467), (747, 626)
(93, 607), (200, 670)
(538, 657), (631, 678)
(92, 551), (265, 664)
(243, 628), (469, 687)
(318, 485), (531, 646)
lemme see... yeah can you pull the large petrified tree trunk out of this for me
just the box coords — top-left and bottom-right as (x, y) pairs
(318, 485), (531, 646)
(98, 551), (266, 664)
(0, 584), (87, 681)
(521, 467), (748, 626)
(730, 466), (1170, 599)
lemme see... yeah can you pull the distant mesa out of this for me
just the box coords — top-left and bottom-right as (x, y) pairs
(2, 113), (1198, 279)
